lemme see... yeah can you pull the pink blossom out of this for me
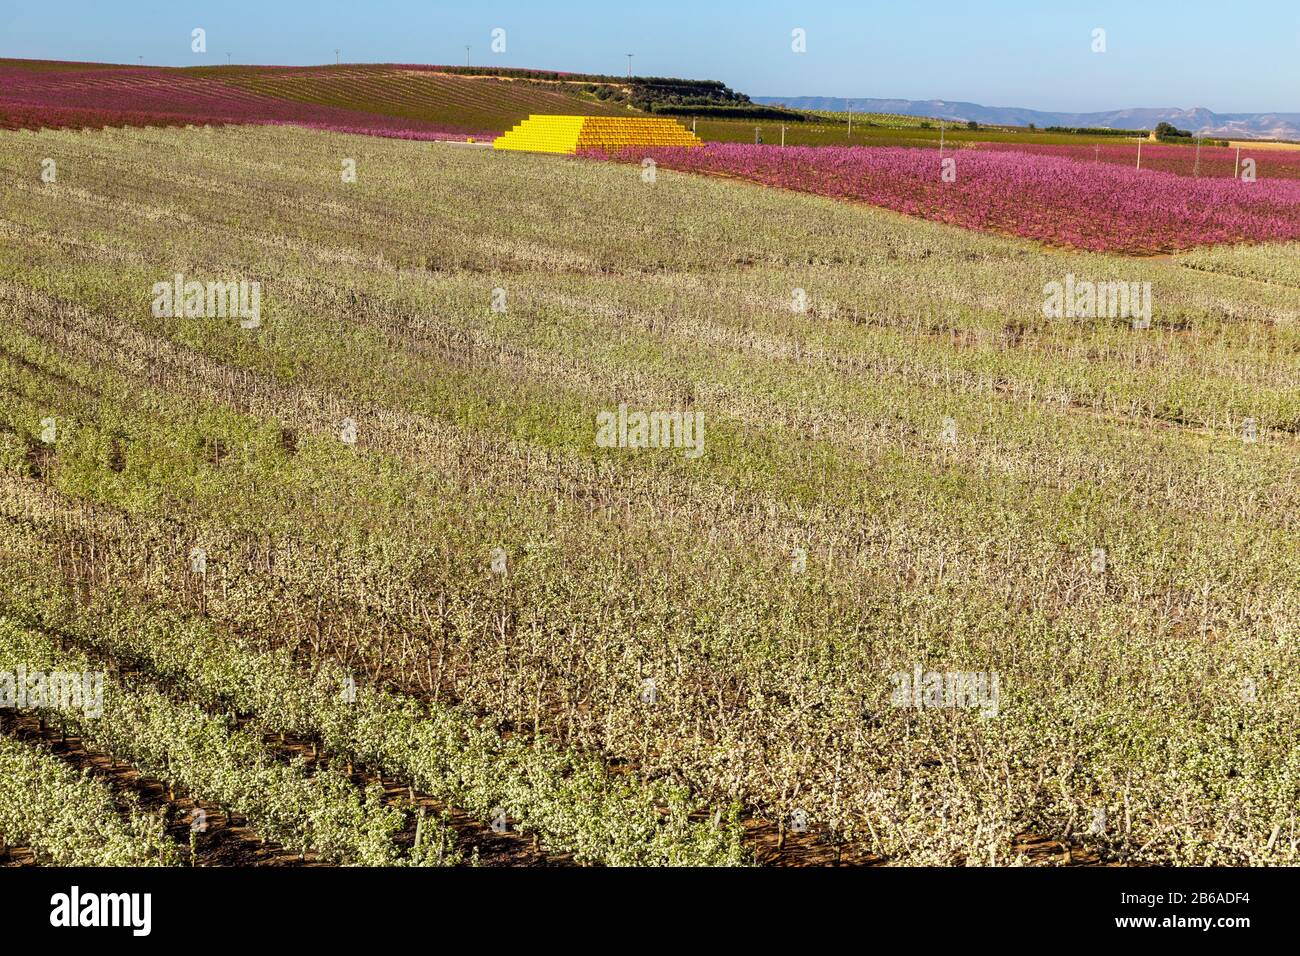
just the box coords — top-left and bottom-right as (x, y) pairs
(587, 142), (1300, 254)
(972, 141), (1300, 181)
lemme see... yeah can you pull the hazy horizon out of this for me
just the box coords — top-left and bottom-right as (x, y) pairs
(1, 0), (1296, 115)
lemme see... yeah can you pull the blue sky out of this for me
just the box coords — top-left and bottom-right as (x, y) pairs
(2, 1), (1295, 113)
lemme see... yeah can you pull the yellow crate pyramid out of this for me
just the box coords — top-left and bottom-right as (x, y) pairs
(494, 115), (703, 154)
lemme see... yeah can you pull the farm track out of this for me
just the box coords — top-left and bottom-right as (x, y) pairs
(1176, 260), (1300, 292)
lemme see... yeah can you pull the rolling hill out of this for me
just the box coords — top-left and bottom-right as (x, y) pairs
(0, 60), (633, 137)
(757, 95), (1300, 140)
(0, 59), (792, 138)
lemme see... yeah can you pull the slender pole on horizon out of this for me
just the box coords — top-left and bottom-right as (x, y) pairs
(227, 52), (232, 65)
(626, 54), (633, 78)
(466, 46), (471, 67)
(334, 49), (340, 65)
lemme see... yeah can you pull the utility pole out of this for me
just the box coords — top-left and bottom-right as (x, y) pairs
(334, 49), (340, 65)
(626, 54), (633, 78)
(466, 46), (471, 67)
(227, 52), (232, 65)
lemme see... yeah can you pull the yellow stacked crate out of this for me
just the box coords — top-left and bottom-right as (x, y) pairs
(576, 116), (704, 152)
(493, 115), (703, 154)
(493, 115), (588, 154)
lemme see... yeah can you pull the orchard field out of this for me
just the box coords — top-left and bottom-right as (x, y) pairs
(691, 115), (1160, 149)
(1, 124), (1299, 866)
(0, 60), (623, 139)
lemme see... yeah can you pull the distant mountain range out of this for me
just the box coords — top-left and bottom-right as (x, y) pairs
(753, 96), (1300, 140)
